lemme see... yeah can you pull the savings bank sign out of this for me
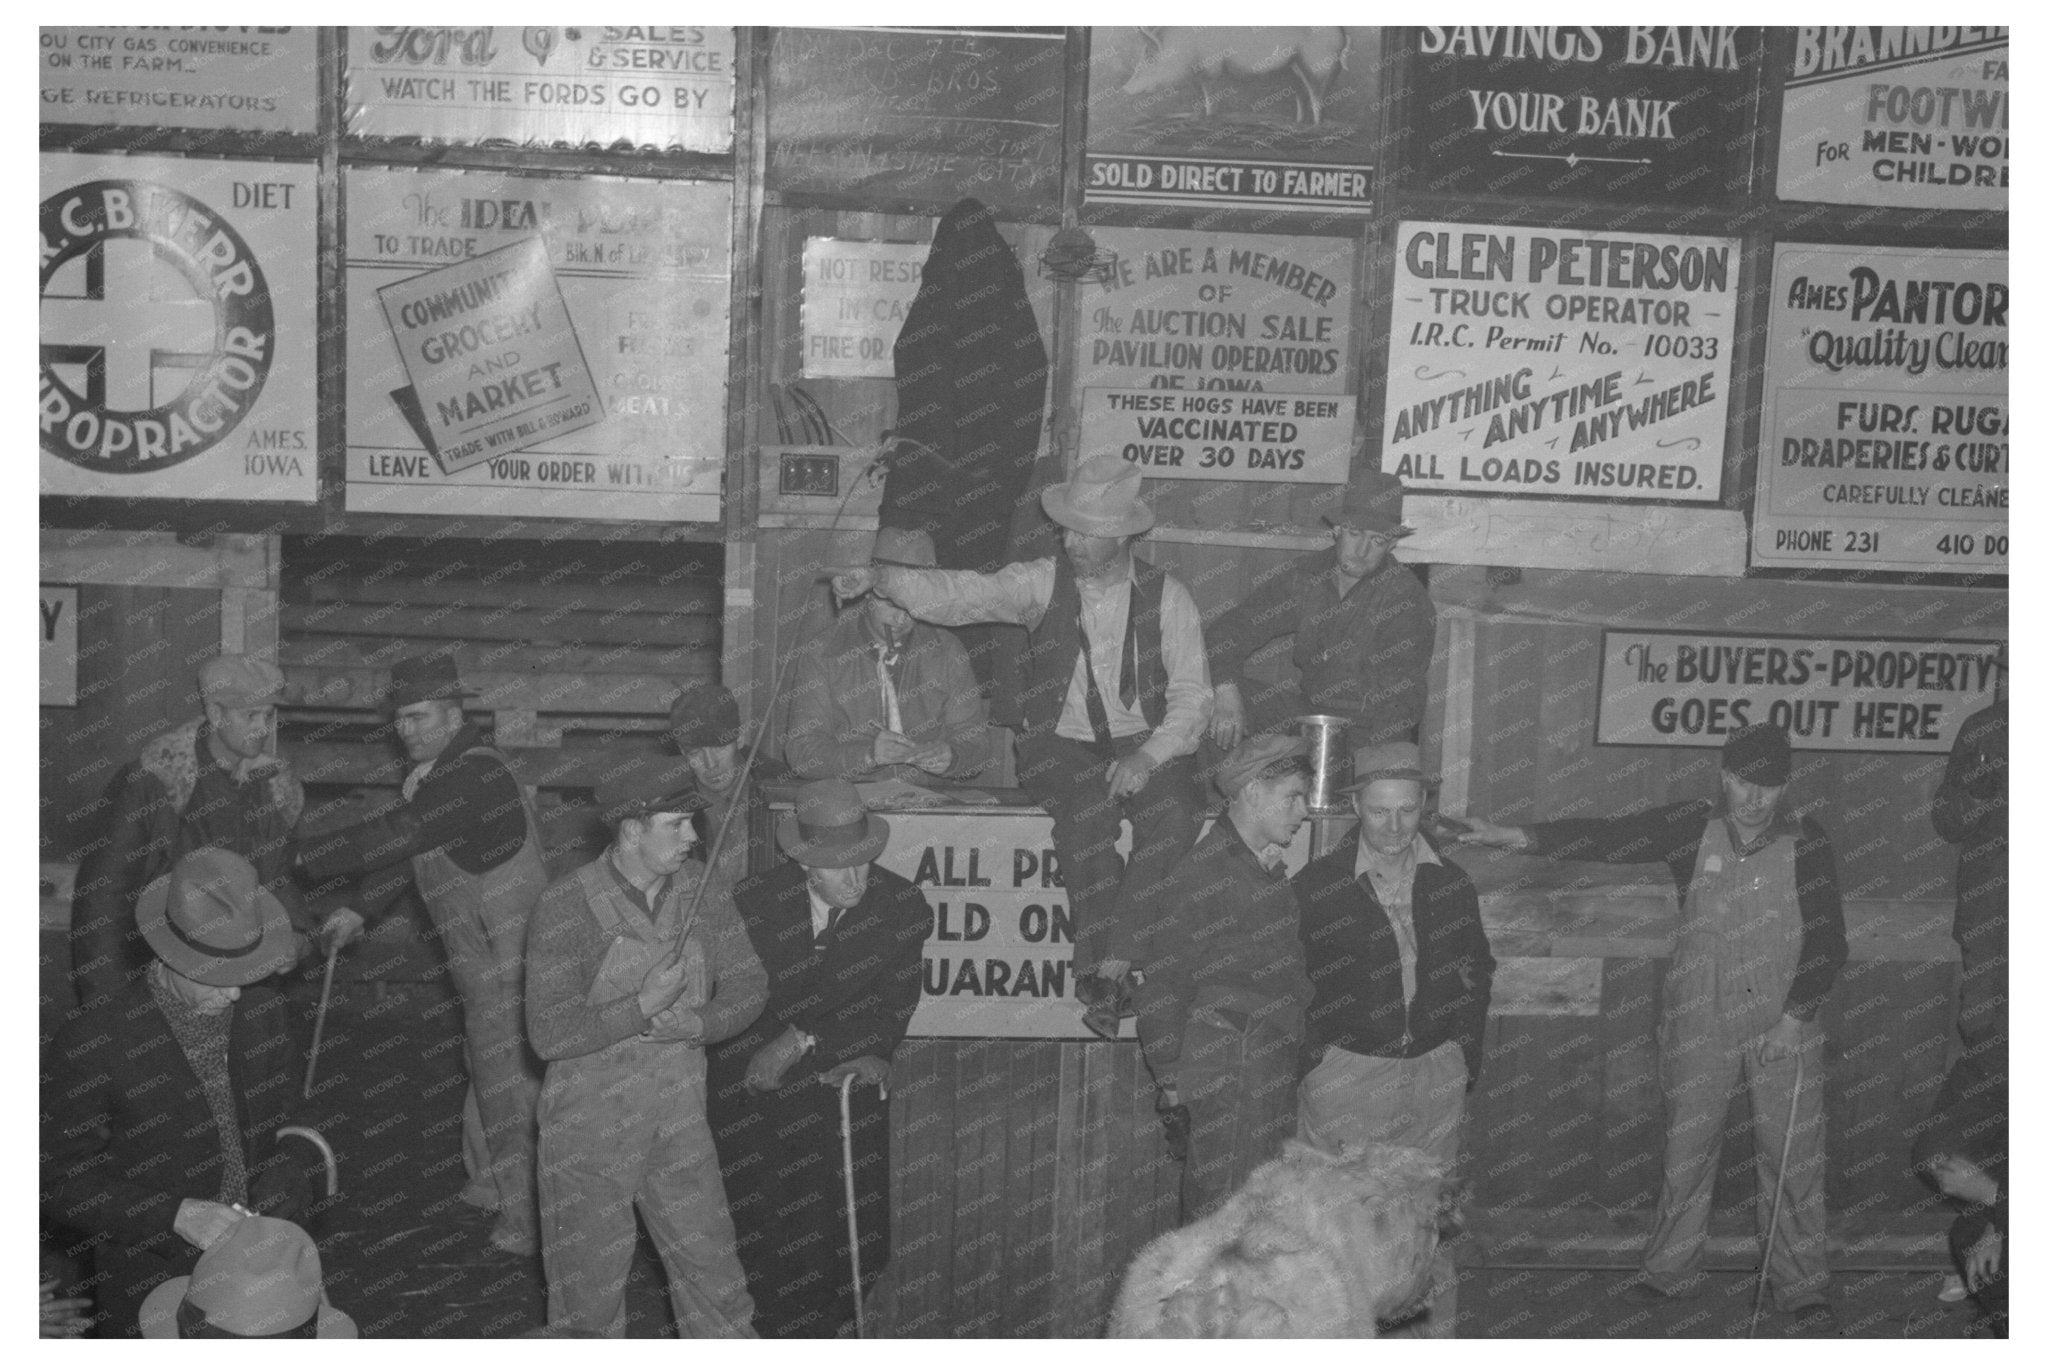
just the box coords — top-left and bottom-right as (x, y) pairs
(39, 154), (317, 501)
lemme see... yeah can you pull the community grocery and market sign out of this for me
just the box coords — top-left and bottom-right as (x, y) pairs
(1597, 630), (2002, 755)
(344, 166), (729, 522)
(1775, 26), (2007, 210)
(39, 153), (317, 502)
(1084, 27), (1379, 213)
(1077, 227), (1356, 483)
(1381, 221), (1737, 503)
(40, 26), (317, 134)
(345, 26), (733, 151)
(1751, 243), (2006, 574)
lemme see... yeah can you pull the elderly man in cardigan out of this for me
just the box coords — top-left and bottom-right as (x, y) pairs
(525, 753), (767, 1338)
(830, 454), (1212, 1038)
(1461, 722), (1847, 1333)
(708, 779), (929, 1337)
(785, 527), (993, 787)
(1205, 467), (1437, 751)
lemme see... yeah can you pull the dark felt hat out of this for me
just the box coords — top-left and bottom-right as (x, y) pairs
(136, 847), (298, 988)
(1325, 468), (1414, 538)
(594, 753), (708, 819)
(1721, 722), (1791, 785)
(776, 778), (890, 868)
(668, 680), (741, 749)
(387, 654), (474, 709)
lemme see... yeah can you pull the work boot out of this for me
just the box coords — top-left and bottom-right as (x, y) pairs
(1074, 971), (1129, 1040)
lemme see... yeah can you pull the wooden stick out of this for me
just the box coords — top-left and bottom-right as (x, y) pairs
(302, 939), (340, 1100)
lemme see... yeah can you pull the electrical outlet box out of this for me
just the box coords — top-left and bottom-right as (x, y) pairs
(779, 451), (840, 497)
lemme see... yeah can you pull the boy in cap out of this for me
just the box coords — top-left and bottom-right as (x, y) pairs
(1135, 733), (1315, 1222)
(69, 652), (320, 1006)
(1292, 741), (1493, 1335)
(708, 778), (929, 1336)
(669, 679), (754, 888)
(296, 652), (549, 1253)
(784, 527), (993, 786)
(1461, 723), (1847, 1331)
(44, 846), (319, 1335)
(1204, 467), (1437, 750)
(830, 454), (1212, 1036)
(525, 753), (767, 1338)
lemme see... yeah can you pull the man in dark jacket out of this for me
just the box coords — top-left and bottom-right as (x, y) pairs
(1930, 692), (2006, 1090)
(1293, 742), (1494, 1337)
(708, 779), (929, 1337)
(1461, 722), (1848, 1330)
(296, 652), (549, 1254)
(1136, 733), (1314, 1223)
(68, 654), (318, 1008)
(43, 846), (317, 1336)
(1205, 468), (1437, 750)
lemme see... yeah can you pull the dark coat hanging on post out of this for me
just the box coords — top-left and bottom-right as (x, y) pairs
(883, 196), (1049, 710)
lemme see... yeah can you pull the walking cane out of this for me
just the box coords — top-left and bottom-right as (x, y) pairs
(302, 937), (341, 1100)
(838, 1072), (866, 1340)
(1748, 1048), (1806, 1338)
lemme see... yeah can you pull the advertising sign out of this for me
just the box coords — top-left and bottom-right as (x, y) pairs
(40, 26), (318, 134)
(1597, 630), (2002, 755)
(1085, 26), (1379, 213)
(800, 238), (926, 380)
(1402, 26), (1760, 204)
(345, 167), (730, 522)
(345, 26), (733, 151)
(40, 153), (319, 502)
(1382, 221), (1737, 502)
(1751, 244), (2007, 573)
(1076, 228), (1355, 482)
(767, 28), (1065, 207)
(1776, 27), (2008, 210)
(41, 587), (78, 707)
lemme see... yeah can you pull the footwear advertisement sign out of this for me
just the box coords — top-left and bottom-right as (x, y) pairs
(40, 153), (318, 502)
(1381, 221), (1737, 503)
(1774, 27), (2008, 210)
(1084, 27), (1379, 213)
(344, 166), (730, 522)
(1751, 243), (2006, 573)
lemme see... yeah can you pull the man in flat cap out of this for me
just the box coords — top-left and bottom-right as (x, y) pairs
(1293, 741), (1494, 1336)
(525, 753), (767, 1338)
(708, 778), (929, 1336)
(669, 679), (756, 888)
(785, 526), (993, 787)
(831, 454), (1212, 1037)
(295, 652), (549, 1254)
(1461, 723), (1846, 1331)
(44, 846), (320, 1335)
(1135, 733), (1315, 1223)
(69, 652), (320, 1007)
(1205, 467), (1437, 751)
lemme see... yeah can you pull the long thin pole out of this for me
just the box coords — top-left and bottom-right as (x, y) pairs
(1749, 1048), (1806, 1337)
(838, 1072), (865, 1340)
(302, 938), (341, 1099)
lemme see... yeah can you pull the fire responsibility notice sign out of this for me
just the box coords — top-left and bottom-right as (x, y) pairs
(1597, 630), (2002, 755)
(799, 238), (926, 380)
(1381, 221), (1737, 501)
(1752, 244), (2007, 574)
(345, 166), (731, 522)
(1775, 26), (2007, 210)
(1077, 227), (1356, 483)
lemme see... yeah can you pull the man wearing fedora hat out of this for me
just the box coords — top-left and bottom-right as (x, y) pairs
(1460, 723), (1847, 1331)
(296, 651), (550, 1255)
(830, 454), (1212, 1035)
(1134, 733), (1316, 1223)
(139, 1214), (355, 1337)
(1205, 466), (1437, 752)
(44, 846), (320, 1335)
(708, 778), (929, 1336)
(1291, 742), (1495, 1336)
(525, 753), (767, 1337)
(786, 526), (993, 786)
(69, 652), (321, 1007)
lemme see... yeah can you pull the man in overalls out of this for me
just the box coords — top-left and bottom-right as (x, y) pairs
(524, 754), (767, 1337)
(296, 653), (550, 1255)
(1461, 724), (1848, 1331)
